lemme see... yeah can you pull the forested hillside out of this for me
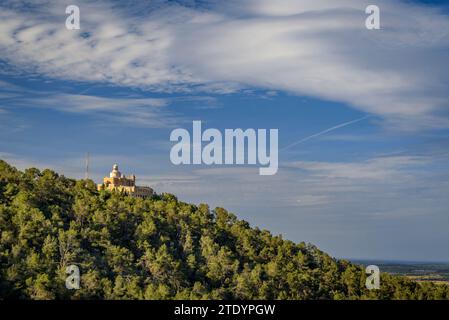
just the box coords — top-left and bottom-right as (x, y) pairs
(0, 160), (448, 300)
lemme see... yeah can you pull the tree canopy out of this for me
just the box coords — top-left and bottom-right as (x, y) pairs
(0, 159), (448, 300)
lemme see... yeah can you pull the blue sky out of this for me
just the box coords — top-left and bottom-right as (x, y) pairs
(1, 0), (449, 261)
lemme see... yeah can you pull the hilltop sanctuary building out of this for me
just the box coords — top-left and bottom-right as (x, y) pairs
(97, 164), (153, 198)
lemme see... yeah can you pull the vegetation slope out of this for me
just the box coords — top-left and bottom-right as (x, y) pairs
(0, 160), (448, 300)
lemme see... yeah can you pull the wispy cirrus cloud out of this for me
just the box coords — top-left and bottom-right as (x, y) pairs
(286, 155), (430, 181)
(0, 0), (448, 130)
(148, 154), (432, 207)
(0, 87), (179, 127)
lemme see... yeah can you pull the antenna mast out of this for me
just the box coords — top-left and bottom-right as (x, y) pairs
(85, 152), (90, 179)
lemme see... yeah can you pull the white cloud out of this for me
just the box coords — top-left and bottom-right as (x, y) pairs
(4, 91), (179, 127)
(296, 195), (331, 207)
(0, 0), (448, 129)
(143, 155), (431, 208)
(287, 156), (430, 180)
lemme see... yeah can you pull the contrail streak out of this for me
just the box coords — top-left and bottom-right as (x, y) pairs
(281, 115), (371, 151)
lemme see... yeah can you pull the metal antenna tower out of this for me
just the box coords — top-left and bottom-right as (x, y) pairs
(85, 152), (90, 179)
